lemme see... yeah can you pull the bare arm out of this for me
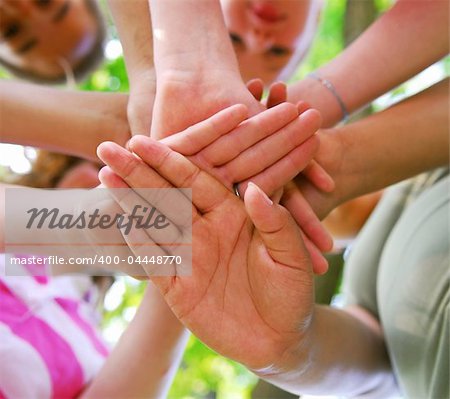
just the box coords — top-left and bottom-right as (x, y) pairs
(256, 304), (397, 396)
(149, 0), (263, 138)
(0, 80), (130, 161)
(98, 135), (399, 397)
(1, 184), (187, 396)
(150, 0), (239, 76)
(288, 0), (450, 126)
(81, 283), (189, 399)
(107, 0), (156, 136)
(284, 78), (450, 221)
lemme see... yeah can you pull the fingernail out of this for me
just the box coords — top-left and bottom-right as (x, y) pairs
(248, 182), (273, 206)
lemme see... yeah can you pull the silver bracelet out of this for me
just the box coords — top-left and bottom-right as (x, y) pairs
(307, 72), (349, 122)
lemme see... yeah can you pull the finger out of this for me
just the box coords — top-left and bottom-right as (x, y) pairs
(161, 104), (248, 156)
(98, 166), (185, 250)
(302, 160), (336, 193)
(244, 182), (311, 271)
(282, 183), (334, 253)
(296, 101), (312, 114)
(98, 141), (195, 226)
(266, 81), (287, 108)
(223, 109), (321, 182)
(118, 220), (177, 277)
(98, 165), (129, 189)
(200, 102), (298, 167)
(99, 166), (190, 279)
(237, 135), (319, 197)
(301, 231), (329, 275)
(94, 168), (152, 278)
(246, 78), (264, 101)
(118, 212), (191, 279)
(120, 224), (192, 278)
(270, 188), (284, 204)
(128, 136), (233, 213)
(244, 180), (329, 274)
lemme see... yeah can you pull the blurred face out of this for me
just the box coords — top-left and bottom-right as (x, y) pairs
(0, 0), (99, 80)
(221, 0), (318, 84)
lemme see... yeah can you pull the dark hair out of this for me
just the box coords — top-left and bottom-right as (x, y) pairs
(0, 0), (106, 84)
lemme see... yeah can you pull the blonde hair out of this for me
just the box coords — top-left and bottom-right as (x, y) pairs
(0, 0), (106, 85)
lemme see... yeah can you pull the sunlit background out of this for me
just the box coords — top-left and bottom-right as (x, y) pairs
(1, 0), (448, 397)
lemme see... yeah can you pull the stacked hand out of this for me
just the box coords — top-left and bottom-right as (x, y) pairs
(150, 69), (265, 139)
(94, 98), (339, 373)
(98, 133), (315, 372)
(99, 103), (331, 274)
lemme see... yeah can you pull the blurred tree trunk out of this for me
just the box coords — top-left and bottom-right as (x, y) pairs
(344, 0), (377, 45)
(345, 0), (378, 122)
(251, 2), (377, 398)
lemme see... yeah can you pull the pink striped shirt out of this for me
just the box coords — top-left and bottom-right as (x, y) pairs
(0, 255), (109, 399)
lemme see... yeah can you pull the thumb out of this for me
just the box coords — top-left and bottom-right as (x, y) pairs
(246, 78), (264, 101)
(244, 182), (312, 271)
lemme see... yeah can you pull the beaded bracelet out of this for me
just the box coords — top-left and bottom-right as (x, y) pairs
(307, 72), (349, 122)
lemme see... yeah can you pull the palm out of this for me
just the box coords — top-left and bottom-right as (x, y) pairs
(98, 126), (316, 370)
(157, 195), (313, 370)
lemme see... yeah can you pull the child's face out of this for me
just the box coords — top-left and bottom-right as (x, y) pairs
(221, 0), (318, 84)
(0, 0), (99, 80)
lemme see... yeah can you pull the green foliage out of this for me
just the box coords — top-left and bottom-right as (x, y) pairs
(443, 55), (450, 75)
(101, 278), (257, 398)
(101, 277), (146, 332)
(293, 0), (394, 83)
(374, 0), (395, 13)
(79, 56), (129, 93)
(0, 68), (10, 79)
(168, 337), (257, 399)
(292, 0), (346, 81)
(0, 165), (8, 180)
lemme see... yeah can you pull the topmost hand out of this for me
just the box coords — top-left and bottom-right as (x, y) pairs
(149, 0), (266, 139)
(150, 68), (265, 139)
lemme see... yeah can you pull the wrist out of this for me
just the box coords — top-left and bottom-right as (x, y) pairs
(97, 94), (130, 155)
(308, 73), (349, 123)
(288, 76), (345, 128)
(151, 1), (239, 76)
(325, 124), (376, 202)
(316, 128), (360, 208)
(127, 70), (156, 136)
(128, 67), (156, 89)
(249, 308), (317, 394)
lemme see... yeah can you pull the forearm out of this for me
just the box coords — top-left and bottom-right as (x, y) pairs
(148, 0), (262, 137)
(108, 0), (158, 136)
(82, 284), (188, 399)
(287, 79), (449, 222)
(332, 78), (449, 203)
(150, 0), (240, 77)
(288, 0), (449, 126)
(258, 305), (396, 396)
(108, 0), (154, 79)
(1, 184), (146, 276)
(0, 81), (129, 161)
